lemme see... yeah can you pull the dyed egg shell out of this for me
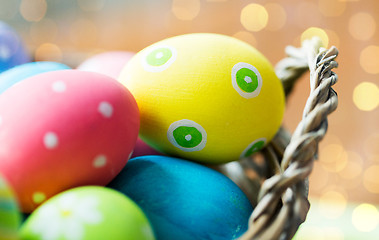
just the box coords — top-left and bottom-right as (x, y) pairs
(0, 173), (21, 240)
(0, 21), (29, 73)
(109, 155), (253, 240)
(0, 61), (70, 94)
(119, 33), (285, 164)
(0, 70), (139, 212)
(77, 51), (135, 79)
(20, 186), (155, 240)
(131, 138), (163, 158)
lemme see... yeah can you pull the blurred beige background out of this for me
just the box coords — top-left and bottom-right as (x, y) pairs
(1, 0), (379, 238)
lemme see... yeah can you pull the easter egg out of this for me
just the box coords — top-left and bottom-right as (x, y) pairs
(0, 61), (70, 94)
(0, 70), (140, 212)
(109, 155), (253, 240)
(131, 138), (163, 158)
(77, 51), (135, 79)
(20, 186), (155, 240)
(0, 173), (21, 240)
(0, 21), (29, 73)
(119, 33), (285, 164)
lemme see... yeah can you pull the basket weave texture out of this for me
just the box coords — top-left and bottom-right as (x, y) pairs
(237, 37), (339, 240)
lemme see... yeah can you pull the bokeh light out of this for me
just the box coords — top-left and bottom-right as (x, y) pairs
(349, 12), (376, 41)
(232, 31), (257, 47)
(19, 0), (47, 22)
(77, 0), (106, 12)
(171, 0), (201, 21)
(338, 151), (363, 181)
(69, 18), (99, 49)
(318, 0), (346, 17)
(353, 82), (379, 111)
(319, 190), (347, 219)
(364, 133), (379, 157)
(360, 45), (379, 74)
(319, 144), (348, 172)
(351, 203), (379, 232)
(30, 18), (58, 44)
(363, 165), (379, 194)
(34, 43), (62, 62)
(240, 4), (268, 32)
(264, 3), (287, 31)
(301, 27), (329, 48)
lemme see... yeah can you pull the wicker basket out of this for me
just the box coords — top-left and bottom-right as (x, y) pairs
(214, 37), (339, 240)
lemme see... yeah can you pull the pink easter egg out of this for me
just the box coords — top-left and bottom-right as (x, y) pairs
(0, 70), (139, 212)
(77, 51), (135, 79)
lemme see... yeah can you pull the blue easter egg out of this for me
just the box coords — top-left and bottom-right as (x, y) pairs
(0, 21), (29, 73)
(109, 155), (253, 240)
(0, 61), (70, 94)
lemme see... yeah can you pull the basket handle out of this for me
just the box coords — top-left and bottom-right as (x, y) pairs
(239, 37), (339, 240)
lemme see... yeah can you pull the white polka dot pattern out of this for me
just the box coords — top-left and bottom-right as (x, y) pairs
(98, 101), (113, 118)
(43, 132), (59, 149)
(93, 155), (107, 168)
(52, 81), (67, 93)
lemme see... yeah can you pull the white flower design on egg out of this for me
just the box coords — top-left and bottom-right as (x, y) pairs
(30, 193), (103, 240)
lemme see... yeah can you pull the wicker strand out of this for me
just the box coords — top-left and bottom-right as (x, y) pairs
(239, 38), (339, 240)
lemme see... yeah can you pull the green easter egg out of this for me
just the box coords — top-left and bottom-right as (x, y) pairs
(0, 174), (21, 240)
(20, 186), (155, 240)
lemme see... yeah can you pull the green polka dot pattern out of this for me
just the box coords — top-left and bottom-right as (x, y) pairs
(173, 126), (203, 148)
(244, 140), (265, 157)
(146, 48), (172, 66)
(236, 67), (259, 93)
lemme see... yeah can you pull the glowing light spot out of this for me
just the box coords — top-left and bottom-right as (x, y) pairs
(232, 31), (257, 47)
(172, 0), (201, 21)
(318, 0), (346, 17)
(324, 29), (340, 48)
(320, 144), (348, 172)
(353, 82), (379, 111)
(364, 133), (379, 157)
(338, 151), (363, 181)
(240, 4), (268, 32)
(20, 0), (47, 22)
(77, 0), (106, 12)
(33, 192), (46, 204)
(352, 204), (379, 232)
(349, 12), (376, 41)
(301, 27), (329, 48)
(363, 165), (379, 194)
(309, 164), (329, 192)
(319, 190), (347, 219)
(264, 3), (287, 31)
(360, 46), (379, 74)
(30, 18), (58, 44)
(69, 18), (98, 49)
(34, 43), (62, 62)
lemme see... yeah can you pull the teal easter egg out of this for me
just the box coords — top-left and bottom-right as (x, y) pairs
(20, 186), (155, 240)
(0, 61), (70, 94)
(0, 173), (21, 240)
(109, 155), (253, 240)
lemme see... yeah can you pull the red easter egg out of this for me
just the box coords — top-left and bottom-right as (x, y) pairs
(0, 69), (139, 212)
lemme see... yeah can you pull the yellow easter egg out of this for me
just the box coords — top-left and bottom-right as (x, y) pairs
(119, 33), (285, 164)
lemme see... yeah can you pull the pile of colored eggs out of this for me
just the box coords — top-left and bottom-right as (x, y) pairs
(0, 23), (285, 240)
